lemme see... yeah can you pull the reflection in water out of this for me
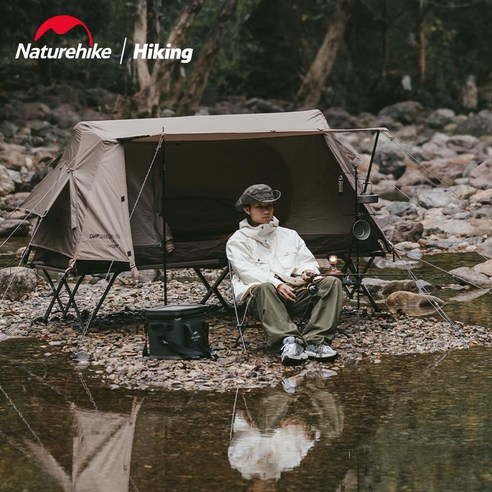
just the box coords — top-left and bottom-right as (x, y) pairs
(23, 398), (142, 492)
(0, 340), (143, 492)
(228, 373), (344, 486)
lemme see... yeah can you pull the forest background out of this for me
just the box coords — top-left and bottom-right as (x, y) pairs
(1, 0), (492, 119)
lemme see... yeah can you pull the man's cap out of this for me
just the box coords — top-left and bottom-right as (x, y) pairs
(235, 184), (281, 212)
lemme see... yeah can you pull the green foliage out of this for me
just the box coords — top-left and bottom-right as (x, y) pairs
(1, 0), (492, 112)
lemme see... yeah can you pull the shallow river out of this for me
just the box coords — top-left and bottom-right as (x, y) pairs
(0, 244), (491, 490)
(0, 340), (490, 491)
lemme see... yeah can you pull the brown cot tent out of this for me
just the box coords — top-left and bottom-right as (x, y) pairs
(20, 110), (391, 320)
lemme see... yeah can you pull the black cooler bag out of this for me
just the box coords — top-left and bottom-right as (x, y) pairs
(143, 304), (212, 359)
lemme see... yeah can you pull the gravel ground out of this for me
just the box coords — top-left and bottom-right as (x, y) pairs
(0, 269), (490, 391)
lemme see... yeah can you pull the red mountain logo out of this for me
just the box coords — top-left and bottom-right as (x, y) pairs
(34, 15), (93, 46)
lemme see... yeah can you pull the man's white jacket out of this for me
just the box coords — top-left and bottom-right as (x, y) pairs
(226, 217), (319, 303)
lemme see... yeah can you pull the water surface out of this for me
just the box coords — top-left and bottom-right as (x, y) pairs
(0, 339), (490, 491)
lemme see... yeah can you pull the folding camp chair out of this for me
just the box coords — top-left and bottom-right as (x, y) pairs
(227, 261), (320, 351)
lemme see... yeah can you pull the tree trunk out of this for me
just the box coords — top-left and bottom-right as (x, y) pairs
(133, 0), (151, 90)
(418, 0), (428, 86)
(295, 0), (352, 109)
(132, 0), (204, 117)
(176, 0), (238, 116)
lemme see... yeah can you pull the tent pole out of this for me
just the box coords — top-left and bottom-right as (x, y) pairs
(363, 130), (380, 194)
(161, 129), (167, 305)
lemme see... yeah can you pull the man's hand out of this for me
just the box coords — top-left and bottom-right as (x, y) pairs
(276, 283), (296, 302)
(301, 270), (317, 283)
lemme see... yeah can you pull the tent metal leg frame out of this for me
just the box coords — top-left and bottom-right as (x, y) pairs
(193, 267), (230, 311)
(61, 275), (85, 321)
(341, 256), (381, 312)
(41, 269), (68, 321)
(39, 269), (83, 325)
(79, 272), (120, 334)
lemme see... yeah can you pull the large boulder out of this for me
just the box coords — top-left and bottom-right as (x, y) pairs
(0, 267), (38, 300)
(385, 291), (445, 312)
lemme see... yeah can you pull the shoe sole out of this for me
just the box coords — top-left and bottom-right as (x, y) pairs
(305, 353), (338, 362)
(281, 357), (306, 366)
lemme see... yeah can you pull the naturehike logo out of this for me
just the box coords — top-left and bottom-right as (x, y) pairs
(15, 15), (194, 64)
(16, 15), (111, 60)
(35, 15), (93, 46)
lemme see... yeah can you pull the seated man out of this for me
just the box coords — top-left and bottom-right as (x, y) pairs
(226, 184), (343, 366)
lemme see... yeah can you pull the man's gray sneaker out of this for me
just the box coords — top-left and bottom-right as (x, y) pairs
(305, 343), (337, 361)
(280, 336), (308, 366)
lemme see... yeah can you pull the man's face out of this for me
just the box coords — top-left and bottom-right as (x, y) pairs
(244, 202), (274, 226)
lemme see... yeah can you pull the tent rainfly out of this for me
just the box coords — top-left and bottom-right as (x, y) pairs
(21, 109), (391, 278)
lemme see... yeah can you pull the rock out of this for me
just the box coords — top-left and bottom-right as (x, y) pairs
(0, 165), (15, 196)
(374, 140), (407, 178)
(392, 221), (424, 243)
(385, 290), (445, 308)
(245, 98), (283, 113)
(446, 134), (480, 153)
(2, 192), (31, 211)
(448, 184), (478, 200)
(0, 218), (31, 237)
(373, 179), (405, 200)
(420, 132), (457, 159)
(1, 101), (52, 124)
(50, 103), (80, 129)
(323, 107), (358, 128)
(472, 259), (492, 277)
(448, 266), (492, 288)
(0, 267), (38, 300)
(450, 288), (490, 302)
(441, 203), (470, 219)
(416, 188), (456, 208)
(426, 108), (455, 129)
(0, 121), (19, 138)
(470, 189), (492, 204)
(423, 217), (489, 237)
(477, 237), (492, 258)
(395, 161), (432, 187)
(385, 201), (419, 217)
(378, 101), (425, 125)
(469, 159), (492, 189)
(457, 109), (492, 137)
(420, 156), (474, 184)
(363, 278), (418, 298)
